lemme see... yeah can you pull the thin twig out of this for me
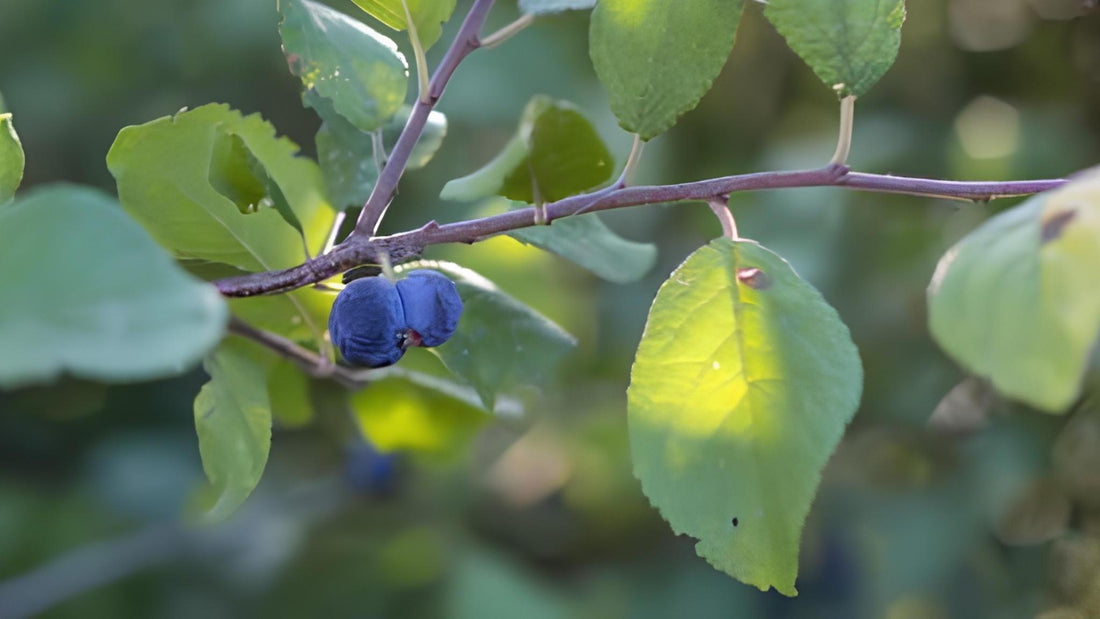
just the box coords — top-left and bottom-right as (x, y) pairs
(228, 317), (368, 389)
(216, 165), (1068, 298)
(480, 13), (535, 49)
(353, 0), (497, 237)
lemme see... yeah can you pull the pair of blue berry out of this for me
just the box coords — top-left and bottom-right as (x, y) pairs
(329, 270), (463, 368)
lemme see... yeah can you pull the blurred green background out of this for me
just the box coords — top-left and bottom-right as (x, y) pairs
(2, 0), (1100, 617)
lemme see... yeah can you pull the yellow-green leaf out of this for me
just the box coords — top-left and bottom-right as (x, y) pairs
(108, 104), (337, 344)
(628, 238), (863, 595)
(928, 172), (1100, 412)
(0, 113), (23, 203)
(350, 0), (457, 49)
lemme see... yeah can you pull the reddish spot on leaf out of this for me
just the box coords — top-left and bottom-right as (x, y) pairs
(737, 267), (770, 290)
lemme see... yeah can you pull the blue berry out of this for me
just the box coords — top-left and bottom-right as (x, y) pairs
(396, 270), (463, 347)
(329, 276), (407, 368)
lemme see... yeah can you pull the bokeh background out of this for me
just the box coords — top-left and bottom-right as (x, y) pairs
(2, 0), (1100, 617)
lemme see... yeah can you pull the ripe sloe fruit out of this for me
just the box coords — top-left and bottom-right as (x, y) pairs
(329, 270), (464, 368)
(396, 270), (463, 347)
(329, 276), (407, 368)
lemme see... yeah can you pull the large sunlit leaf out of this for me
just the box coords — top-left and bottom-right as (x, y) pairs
(395, 261), (576, 410)
(0, 185), (228, 388)
(442, 96), (613, 203)
(108, 104), (337, 343)
(0, 112), (23, 203)
(194, 339), (272, 521)
(589, 0), (745, 140)
(928, 173), (1100, 412)
(628, 238), (863, 596)
(765, 0), (906, 98)
(281, 0), (409, 133)
(349, 0), (458, 49)
(519, 0), (595, 15)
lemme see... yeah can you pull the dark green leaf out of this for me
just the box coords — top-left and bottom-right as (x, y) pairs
(280, 0), (409, 132)
(765, 0), (906, 98)
(510, 207), (657, 284)
(441, 96), (613, 203)
(394, 261), (576, 410)
(590, 0), (745, 140)
(385, 105), (447, 170)
(0, 185), (228, 388)
(629, 239), (863, 595)
(313, 98), (446, 210)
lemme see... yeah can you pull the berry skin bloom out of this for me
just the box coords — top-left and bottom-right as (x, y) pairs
(396, 270), (464, 347)
(329, 276), (407, 368)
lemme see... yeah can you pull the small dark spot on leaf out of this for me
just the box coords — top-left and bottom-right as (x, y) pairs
(737, 267), (770, 290)
(1041, 209), (1078, 244)
(731, 517), (739, 527)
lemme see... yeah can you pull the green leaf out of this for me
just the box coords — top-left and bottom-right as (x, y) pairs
(194, 339), (272, 520)
(395, 261), (576, 410)
(350, 367), (513, 457)
(312, 98), (446, 210)
(315, 112), (380, 211)
(928, 174), (1100, 413)
(440, 134), (527, 202)
(441, 96), (613, 203)
(349, 0), (458, 49)
(519, 0), (596, 15)
(108, 104), (337, 343)
(386, 105), (447, 171)
(0, 113), (24, 203)
(0, 185), (228, 388)
(509, 206), (657, 284)
(208, 131), (310, 255)
(268, 359), (315, 428)
(764, 0), (906, 98)
(280, 0), (409, 133)
(628, 238), (863, 596)
(589, 0), (745, 140)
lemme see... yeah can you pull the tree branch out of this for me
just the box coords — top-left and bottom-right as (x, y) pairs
(352, 0), (497, 237)
(216, 164), (1068, 298)
(228, 317), (369, 389)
